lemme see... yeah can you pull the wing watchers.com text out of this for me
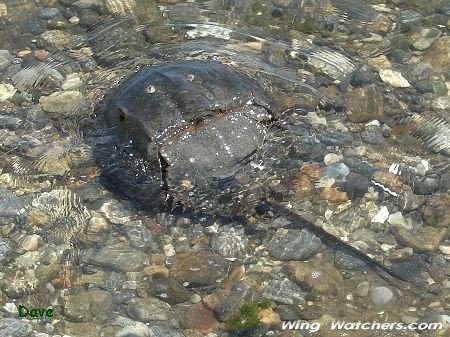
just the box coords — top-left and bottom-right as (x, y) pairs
(281, 320), (444, 333)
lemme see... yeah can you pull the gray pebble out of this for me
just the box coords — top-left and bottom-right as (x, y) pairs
(261, 279), (306, 305)
(0, 50), (11, 70)
(210, 225), (248, 258)
(0, 189), (29, 218)
(370, 286), (394, 307)
(0, 318), (33, 337)
(83, 246), (148, 272)
(267, 229), (321, 261)
(127, 297), (171, 322)
(355, 281), (370, 297)
(398, 191), (427, 211)
(361, 126), (384, 145)
(412, 176), (439, 195)
(37, 7), (60, 20)
(124, 222), (153, 249)
(0, 238), (12, 263)
(334, 250), (366, 270)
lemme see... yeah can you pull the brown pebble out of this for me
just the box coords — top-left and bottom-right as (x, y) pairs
(181, 303), (220, 333)
(34, 49), (49, 60)
(300, 162), (321, 182)
(142, 265), (169, 278)
(319, 187), (348, 203)
(259, 308), (282, 327)
(294, 174), (314, 201)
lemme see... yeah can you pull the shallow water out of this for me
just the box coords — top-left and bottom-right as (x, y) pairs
(0, 1), (449, 336)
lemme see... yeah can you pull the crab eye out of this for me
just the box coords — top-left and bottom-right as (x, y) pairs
(118, 107), (127, 122)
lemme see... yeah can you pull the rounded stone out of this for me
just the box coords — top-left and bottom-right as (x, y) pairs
(126, 297), (171, 322)
(39, 90), (85, 113)
(37, 7), (60, 20)
(379, 69), (411, 88)
(370, 286), (394, 307)
(323, 153), (343, 166)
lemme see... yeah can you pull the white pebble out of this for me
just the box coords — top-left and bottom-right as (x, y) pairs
(371, 206), (389, 224)
(324, 153), (343, 166)
(61, 73), (82, 90)
(379, 69), (411, 88)
(0, 83), (17, 101)
(439, 245), (450, 255)
(163, 243), (176, 256)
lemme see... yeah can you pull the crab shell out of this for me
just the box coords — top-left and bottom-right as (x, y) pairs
(105, 61), (273, 209)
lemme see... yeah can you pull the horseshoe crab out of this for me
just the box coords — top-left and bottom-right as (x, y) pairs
(100, 60), (406, 281)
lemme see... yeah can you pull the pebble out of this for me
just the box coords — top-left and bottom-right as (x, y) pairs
(181, 303), (220, 334)
(169, 251), (231, 286)
(323, 153), (343, 166)
(124, 222), (153, 249)
(143, 276), (192, 304)
(334, 250), (366, 270)
(18, 234), (40, 251)
(210, 226), (247, 258)
(115, 320), (150, 337)
(355, 281), (370, 297)
(63, 289), (113, 322)
(319, 187), (349, 203)
(379, 69), (411, 88)
(423, 36), (450, 73)
(393, 227), (447, 253)
(61, 73), (83, 90)
(431, 95), (450, 111)
(412, 176), (439, 195)
(126, 297), (171, 322)
(0, 49), (10, 69)
(439, 245), (450, 255)
(285, 261), (343, 296)
(410, 27), (442, 51)
(83, 245), (149, 272)
(215, 281), (258, 321)
(321, 163), (350, 182)
(39, 90), (85, 114)
(266, 228), (322, 261)
(0, 238), (12, 263)
(261, 279), (306, 305)
(69, 16), (80, 24)
(38, 30), (72, 50)
(0, 318), (33, 337)
(422, 194), (450, 228)
(398, 191), (427, 211)
(341, 173), (371, 199)
(361, 125), (384, 145)
(388, 212), (410, 229)
(350, 67), (376, 86)
(344, 84), (384, 123)
(37, 7), (60, 20)
(371, 206), (389, 224)
(72, 0), (104, 10)
(401, 315), (418, 324)
(415, 80), (447, 95)
(370, 286), (394, 307)
(0, 83), (17, 102)
(368, 55), (392, 71)
(0, 189), (30, 217)
(98, 199), (133, 224)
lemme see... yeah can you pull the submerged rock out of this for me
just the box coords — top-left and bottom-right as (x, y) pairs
(344, 84), (384, 123)
(371, 286), (394, 307)
(169, 251), (231, 286)
(379, 69), (411, 88)
(266, 228), (322, 261)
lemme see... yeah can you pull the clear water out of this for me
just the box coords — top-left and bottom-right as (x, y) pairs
(0, 1), (449, 336)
